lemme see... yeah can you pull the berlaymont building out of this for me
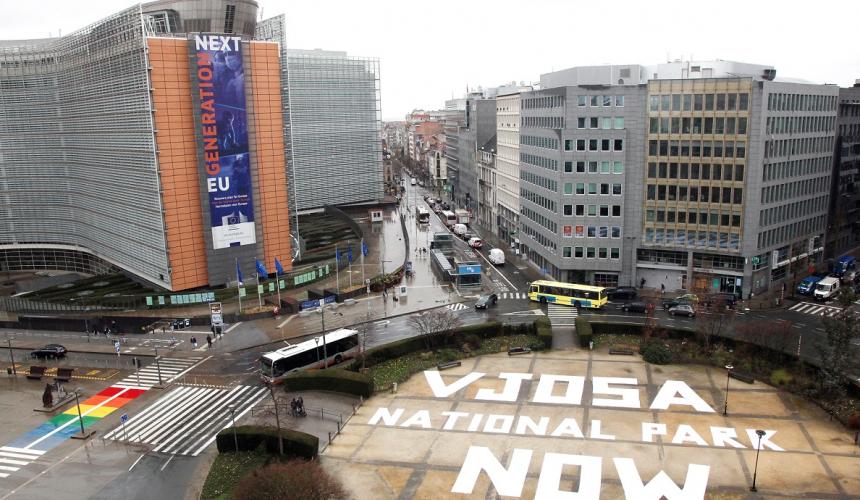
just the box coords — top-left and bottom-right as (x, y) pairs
(0, 0), (383, 291)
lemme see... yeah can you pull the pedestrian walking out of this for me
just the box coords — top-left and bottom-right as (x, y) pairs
(660, 283), (665, 294)
(206, 335), (213, 349)
(191, 336), (198, 348)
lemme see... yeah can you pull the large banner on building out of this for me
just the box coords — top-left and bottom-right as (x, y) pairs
(192, 34), (256, 250)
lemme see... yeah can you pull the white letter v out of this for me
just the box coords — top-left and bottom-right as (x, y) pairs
(423, 370), (485, 398)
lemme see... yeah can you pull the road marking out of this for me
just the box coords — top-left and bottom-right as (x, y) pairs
(25, 387), (133, 450)
(277, 315), (295, 329)
(446, 303), (468, 312)
(160, 455), (175, 472)
(226, 322), (242, 333)
(128, 453), (146, 472)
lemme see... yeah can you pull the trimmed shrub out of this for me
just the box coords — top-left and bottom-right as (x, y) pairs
(233, 459), (348, 500)
(534, 316), (552, 348)
(575, 317), (592, 348)
(641, 340), (673, 365)
(215, 425), (318, 459)
(770, 368), (794, 387)
(282, 369), (373, 399)
(463, 333), (482, 350)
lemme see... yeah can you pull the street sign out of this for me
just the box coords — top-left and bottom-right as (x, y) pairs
(209, 302), (223, 327)
(114, 341), (121, 355)
(120, 413), (128, 423)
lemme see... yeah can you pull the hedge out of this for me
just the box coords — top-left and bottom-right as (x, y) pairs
(575, 317), (592, 348)
(282, 369), (373, 399)
(535, 316), (552, 349)
(215, 425), (318, 459)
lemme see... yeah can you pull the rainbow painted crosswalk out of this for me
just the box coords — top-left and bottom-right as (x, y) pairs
(0, 357), (205, 480)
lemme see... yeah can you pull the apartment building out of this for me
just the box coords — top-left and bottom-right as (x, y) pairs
(825, 82), (860, 258)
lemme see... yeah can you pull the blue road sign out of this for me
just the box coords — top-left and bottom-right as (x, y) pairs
(120, 413), (128, 424)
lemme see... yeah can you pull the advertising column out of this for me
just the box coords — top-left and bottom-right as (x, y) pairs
(192, 34), (256, 249)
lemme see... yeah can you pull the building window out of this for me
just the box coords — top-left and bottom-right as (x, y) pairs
(577, 118), (586, 129)
(613, 139), (624, 151)
(578, 96), (587, 106)
(588, 205), (597, 216)
(590, 117), (599, 129)
(576, 140), (586, 151)
(601, 139), (611, 151)
(564, 182), (573, 195)
(612, 205), (621, 217)
(600, 205), (609, 216)
(603, 95), (612, 107)
(739, 94), (749, 110)
(588, 161), (598, 173)
(576, 161), (586, 173)
(588, 183), (598, 194)
(602, 117), (612, 129)
(601, 161), (611, 173)
(615, 95), (624, 107)
(613, 161), (623, 174)
(590, 95), (599, 106)
(599, 247), (608, 259)
(576, 183), (585, 195)
(576, 205), (584, 216)
(610, 248), (620, 259)
(564, 161), (573, 173)
(587, 247), (596, 258)
(614, 117), (624, 129)
(575, 247), (584, 258)
(565, 140), (574, 151)
(563, 247), (572, 258)
(564, 205), (573, 216)
(612, 183), (622, 195)
(611, 226), (621, 238)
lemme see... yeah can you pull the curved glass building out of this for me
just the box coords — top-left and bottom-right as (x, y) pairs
(0, 0), (294, 290)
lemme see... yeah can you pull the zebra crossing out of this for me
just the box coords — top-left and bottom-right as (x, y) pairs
(103, 385), (268, 456)
(788, 302), (842, 317)
(0, 447), (43, 479)
(547, 303), (579, 326)
(499, 292), (526, 300)
(113, 356), (206, 389)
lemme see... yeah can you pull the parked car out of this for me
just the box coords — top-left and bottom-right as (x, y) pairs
(701, 293), (737, 309)
(171, 318), (191, 330)
(607, 286), (637, 301)
(668, 304), (696, 317)
(796, 275), (824, 295)
(31, 344), (67, 359)
(621, 301), (648, 313)
(475, 293), (498, 309)
(468, 237), (483, 249)
(432, 204), (443, 214)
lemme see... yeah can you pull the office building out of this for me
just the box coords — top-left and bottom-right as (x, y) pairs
(496, 91), (527, 249)
(825, 82), (860, 258)
(0, 0), (293, 290)
(287, 49), (383, 212)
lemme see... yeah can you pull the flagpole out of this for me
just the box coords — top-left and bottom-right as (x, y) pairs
(276, 268), (282, 309)
(361, 239), (366, 291)
(236, 258), (243, 314)
(335, 247), (340, 295)
(256, 273), (263, 308)
(348, 242), (353, 288)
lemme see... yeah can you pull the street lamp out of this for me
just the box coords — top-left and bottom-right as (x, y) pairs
(71, 388), (95, 439)
(750, 429), (766, 492)
(316, 299), (330, 369)
(227, 404), (238, 452)
(313, 337), (321, 366)
(723, 364), (733, 416)
(6, 337), (16, 376)
(154, 347), (163, 387)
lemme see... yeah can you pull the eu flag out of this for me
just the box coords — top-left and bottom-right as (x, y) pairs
(236, 260), (244, 285)
(361, 240), (369, 257)
(347, 245), (353, 263)
(255, 259), (268, 277)
(274, 258), (284, 275)
(335, 246), (341, 262)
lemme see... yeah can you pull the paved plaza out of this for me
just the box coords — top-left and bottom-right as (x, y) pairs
(323, 350), (859, 499)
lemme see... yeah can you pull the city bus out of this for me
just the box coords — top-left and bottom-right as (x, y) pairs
(441, 210), (458, 227)
(260, 328), (360, 384)
(527, 280), (608, 309)
(416, 207), (430, 224)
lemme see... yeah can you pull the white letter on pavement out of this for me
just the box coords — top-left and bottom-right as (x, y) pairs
(614, 457), (710, 500)
(368, 407), (403, 426)
(476, 372), (533, 402)
(591, 377), (641, 409)
(650, 381), (715, 413)
(452, 446), (532, 497)
(535, 452), (602, 499)
(533, 375), (585, 405)
(642, 422), (667, 442)
(424, 370), (485, 398)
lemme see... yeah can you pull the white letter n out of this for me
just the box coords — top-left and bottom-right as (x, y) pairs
(452, 446), (532, 497)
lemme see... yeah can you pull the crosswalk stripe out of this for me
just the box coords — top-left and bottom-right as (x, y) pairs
(0, 458), (28, 466)
(0, 452), (37, 461)
(0, 466), (19, 472)
(105, 385), (266, 456)
(114, 357), (205, 389)
(0, 447), (44, 456)
(187, 388), (268, 457)
(0, 473), (7, 478)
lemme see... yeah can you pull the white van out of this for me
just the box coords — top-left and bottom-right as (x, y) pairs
(813, 277), (840, 301)
(453, 223), (468, 237)
(488, 248), (505, 266)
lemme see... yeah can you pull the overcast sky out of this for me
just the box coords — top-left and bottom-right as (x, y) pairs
(3, 0), (858, 121)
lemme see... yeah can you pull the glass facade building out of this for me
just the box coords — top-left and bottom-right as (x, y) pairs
(287, 49), (383, 211)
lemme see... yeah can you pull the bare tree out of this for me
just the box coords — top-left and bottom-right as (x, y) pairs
(816, 288), (860, 395)
(695, 299), (735, 352)
(407, 307), (463, 349)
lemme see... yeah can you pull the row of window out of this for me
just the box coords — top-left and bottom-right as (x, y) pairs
(522, 222), (557, 253)
(562, 204), (623, 217)
(762, 157), (830, 182)
(649, 116), (748, 135)
(520, 188), (556, 213)
(520, 171), (557, 192)
(577, 95), (626, 107)
(522, 116), (563, 128)
(646, 210), (742, 227)
(649, 93), (749, 113)
(637, 248), (687, 266)
(520, 153), (558, 171)
(648, 162), (744, 182)
(761, 176), (829, 204)
(577, 116), (625, 130)
(568, 138), (625, 152)
(644, 229), (741, 250)
(565, 160), (625, 174)
(563, 247), (621, 259)
(523, 95), (563, 109)
(561, 225), (622, 238)
(648, 139), (746, 159)
(566, 183), (623, 196)
(647, 184), (743, 204)
(767, 93), (836, 112)
(763, 136), (833, 159)
(760, 196), (827, 227)
(521, 206), (557, 234)
(766, 115), (835, 135)
(757, 215), (826, 250)
(520, 135), (558, 149)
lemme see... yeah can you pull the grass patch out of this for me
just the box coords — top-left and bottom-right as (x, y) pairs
(201, 446), (270, 500)
(368, 334), (538, 390)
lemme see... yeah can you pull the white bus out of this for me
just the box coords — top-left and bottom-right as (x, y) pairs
(416, 207), (430, 224)
(260, 328), (360, 384)
(441, 210), (457, 227)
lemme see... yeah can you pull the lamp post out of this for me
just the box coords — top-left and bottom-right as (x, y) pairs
(723, 364), (733, 416)
(71, 388), (94, 439)
(7, 337), (16, 376)
(313, 336), (321, 366)
(227, 404), (238, 452)
(154, 347), (163, 386)
(317, 299), (328, 369)
(750, 429), (766, 492)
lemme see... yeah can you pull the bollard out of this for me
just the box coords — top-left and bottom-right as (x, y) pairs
(391, 382), (398, 394)
(328, 432), (332, 444)
(337, 420), (341, 433)
(320, 408), (324, 420)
